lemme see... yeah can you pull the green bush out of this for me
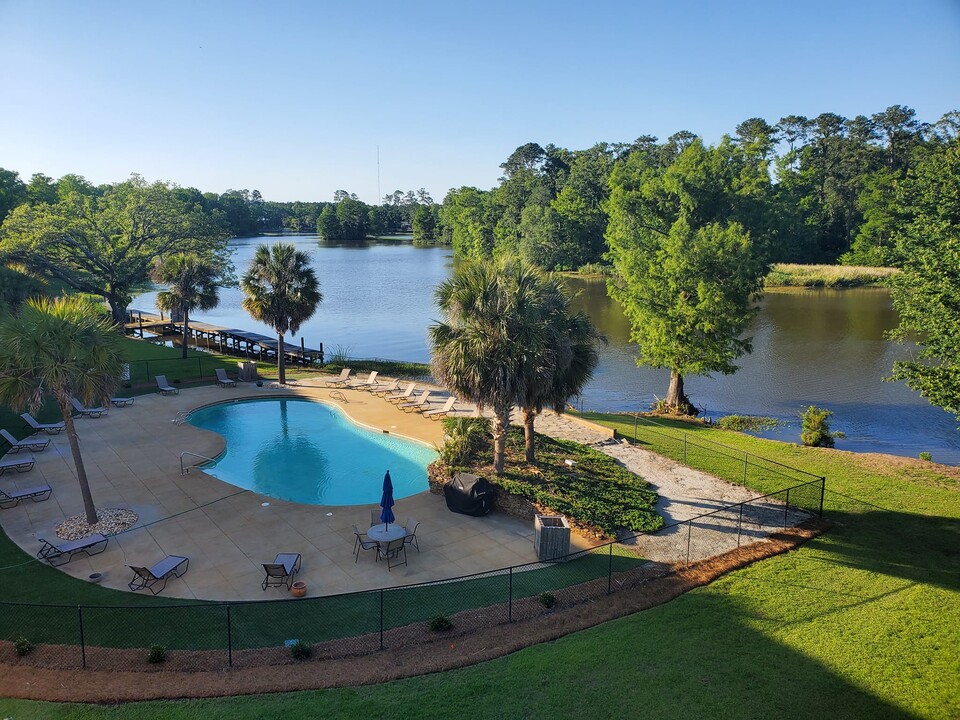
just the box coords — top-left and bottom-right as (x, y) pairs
(538, 591), (556, 609)
(14, 636), (33, 657)
(429, 615), (453, 632)
(439, 416), (491, 466)
(147, 644), (167, 664)
(919, 451), (932, 462)
(800, 406), (845, 447)
(289, 639), (312, 661)
(717, 415), (781, 432)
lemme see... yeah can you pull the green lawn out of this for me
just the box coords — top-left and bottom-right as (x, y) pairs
(3, 414), (959, 718)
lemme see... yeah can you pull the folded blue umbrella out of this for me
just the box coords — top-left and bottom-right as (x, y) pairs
(380, 470), (395, 528)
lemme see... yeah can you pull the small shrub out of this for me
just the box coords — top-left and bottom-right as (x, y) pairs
(717, 415), (781, 432)
(439, 416), (491, 466)
(289, 639), (312, 661)
(147, 644), (167, 664)
(538, 591), (556, 609)
(800, 406), (845, 447)
(329, 344), (353, 365)
(919, 451), (932, 462)
(429, 615), (453, 632)
(14, 637), (33, 657)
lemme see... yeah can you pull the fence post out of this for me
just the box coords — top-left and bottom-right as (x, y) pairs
(77, 605), (86, 669)
(198, 356), (203, 378)
(379, 589), (384, 650)
(145, 360), (150, 380)
(607, 543), (613, 594)
(783, 488), (791, 528)
(226, 605), (233, 667)
(743, 453), (748, 484)
(508, 567), (513, 622)
(736, 503), (744, 547)
(685, 520), (692, 563)
(633, 414), (638, 444)
(819, 477), (826, 518)
(683, 435), (687, 464)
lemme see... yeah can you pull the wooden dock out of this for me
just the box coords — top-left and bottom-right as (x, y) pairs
(124, 310), (324, 365)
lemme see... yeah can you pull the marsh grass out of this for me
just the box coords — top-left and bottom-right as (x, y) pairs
(765, 263), (899, 288)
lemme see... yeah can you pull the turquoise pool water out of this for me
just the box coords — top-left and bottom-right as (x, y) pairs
(187, 398), (437, 505)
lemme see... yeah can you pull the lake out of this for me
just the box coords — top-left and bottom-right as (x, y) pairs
(134, 235), (960, 465)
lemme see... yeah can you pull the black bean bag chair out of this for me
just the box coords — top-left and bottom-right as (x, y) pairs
(443, 472), (495, 517)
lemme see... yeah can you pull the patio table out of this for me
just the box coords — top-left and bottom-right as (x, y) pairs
(368, 523), (406, 543)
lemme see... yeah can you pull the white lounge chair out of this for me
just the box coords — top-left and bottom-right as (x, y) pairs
(71, 398), (107, 418)
(21, 413), (64, 435)
(385, 382), (416, 404)
(325, 368), (352, 387)
(0, 456), (35, 475)
(351, 371), (379, 391)
(400, 390), (432, 413)
(0, 429), (49, 453)
(215, 368), (237, 387)
(155, 375), (178, 395)
(422, 396), (457, 420)
(371, 379), (400, 397)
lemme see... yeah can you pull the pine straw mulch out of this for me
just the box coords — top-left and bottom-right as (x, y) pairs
(0, 521), (827, 704)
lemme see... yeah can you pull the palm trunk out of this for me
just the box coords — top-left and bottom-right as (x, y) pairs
(60, 401), (98, 525)
(181, 309), (190, 359)
(665, 369), (696, 416)
(523, 408), (537, 463)
(277, 332), (286, 384)
(491, 403), (512, 475)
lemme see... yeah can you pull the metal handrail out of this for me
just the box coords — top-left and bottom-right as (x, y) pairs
(329, 390), (347, 402)
(180, 451), (217, 475)
(174, 411), (193, 425)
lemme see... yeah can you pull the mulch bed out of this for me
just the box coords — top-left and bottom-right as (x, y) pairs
(0, 522), (827, 703)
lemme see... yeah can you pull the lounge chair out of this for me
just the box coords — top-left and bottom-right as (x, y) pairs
(352, 524), (378, 562)
(385, 382), (417, 404)
(371, 379), (400, 397)
(0, 429), (49, 453)
(71, 398), (107, 418)
(350, 371), (379, 391)
(403, 518), (420, 552)
(127, 555), (189, 594)
(0, 482), (52, 509)
(422, 396), (457, 420)
(21, 413), (64, 435)
(399, 390), (432, 413)
(377, 537), (407, 571)
(261, 552), (302, 590)
(37, 533), (109, 566)
(215, 368), (237, 388)
(325, 368), (352, 387)
(155, 375), (179, 395)
(110, 397), (135, 407)
(0, 456), (35, 475)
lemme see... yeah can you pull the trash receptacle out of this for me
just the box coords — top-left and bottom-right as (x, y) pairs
(534, 514), (571, 562)
(238, 361), (258, 382)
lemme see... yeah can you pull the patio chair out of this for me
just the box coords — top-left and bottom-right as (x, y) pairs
(0, 456), (35, 475)
(325, 368), (352, 387)
(350, 371), (379, 391)
(402, 518), (420, 552)
(399, 390), (432, 413)
(0, 429), (49, 453)
(384, 382), (416, 403)
(377, 537), (407, 571)
(110, 397), (135, 407)
(422, 396), (457, 420)
(370, 508), (383, 527)
(371, 379), (400, 397)
(0, 482), (52, 509)
(37, 533), (109, 566)
(215, 368), (237, 387)
(155, 375), (179, 395)
(20, 413), (64, 435)
(352, 524), (378, 562)
(261, 552), (302, 590)
(127, 555), (189, 595)
(71, 398), (107, 418)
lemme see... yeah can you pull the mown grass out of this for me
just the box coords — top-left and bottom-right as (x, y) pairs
(4, 412), (958, 719)
(765, 263), (899, 288)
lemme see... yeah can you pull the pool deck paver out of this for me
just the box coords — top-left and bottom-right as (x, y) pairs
(0, 381), (598, 601)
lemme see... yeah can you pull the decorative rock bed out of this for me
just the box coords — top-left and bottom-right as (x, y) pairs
(55, 508), (139, 541)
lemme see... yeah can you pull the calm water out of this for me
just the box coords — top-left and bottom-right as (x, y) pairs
(187, 398), (436, 505)
(136, 236), (960, 465)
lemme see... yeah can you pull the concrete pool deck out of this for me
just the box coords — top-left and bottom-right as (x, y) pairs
(0, 380), (598, 601)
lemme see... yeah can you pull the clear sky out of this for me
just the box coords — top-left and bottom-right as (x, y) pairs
(1, 0), (958, 204)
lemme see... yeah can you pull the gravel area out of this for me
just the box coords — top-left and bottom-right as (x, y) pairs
(55, 508), (139, 541)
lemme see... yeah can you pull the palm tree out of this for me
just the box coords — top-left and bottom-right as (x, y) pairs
(430, 257), (550, 474)
(240, 242), (322, 385)
(0, 296), (123, 525)
(150, 253), (222, 359)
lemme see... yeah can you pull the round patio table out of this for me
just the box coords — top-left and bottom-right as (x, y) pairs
(368, 523), (406, 543)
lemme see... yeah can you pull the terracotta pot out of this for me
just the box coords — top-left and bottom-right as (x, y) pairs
(291, 581), (307, 598)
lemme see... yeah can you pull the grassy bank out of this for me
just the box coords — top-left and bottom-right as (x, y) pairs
(5, 412), (958, 718)
(765, 263), (898, 288)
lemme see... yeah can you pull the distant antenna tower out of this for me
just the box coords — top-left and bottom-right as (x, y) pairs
(377, 145), (381, 205)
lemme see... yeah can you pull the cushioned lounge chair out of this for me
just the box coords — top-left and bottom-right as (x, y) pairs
(384, 382), (416, 404)
(71, 398), (107, 418)
(0, 456), (35, 475)
(21, 413), (64, 435)
(325, 368), (352, 387)
(215, 368), (237, 387)
(0, 429), (49, 453)
(352, 524), (378, 562)
(110, 397), (135, 407)
(128, 555), (189, 594)
(0, 482), (52, 509)
(377, 537), (407, 570)
(261, 552), (302, 590)
(351, 371), (379, 391)
(400, 390), (432, 413)
(37, 533), (109, 566)
(422, 396), (457, 420)
(155, 375), (179, 395)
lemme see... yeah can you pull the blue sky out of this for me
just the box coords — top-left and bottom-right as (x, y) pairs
(1, 0), (958, 203)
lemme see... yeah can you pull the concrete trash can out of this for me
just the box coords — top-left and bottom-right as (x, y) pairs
(238, 361), (258, 382)
(534, 514), (571, 562)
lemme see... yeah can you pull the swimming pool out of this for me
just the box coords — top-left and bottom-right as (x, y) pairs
(187, 398), (437, 505)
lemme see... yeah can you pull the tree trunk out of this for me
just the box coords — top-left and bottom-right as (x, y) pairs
(665, 369), (697, 416)
(181, 309), (190, 359)
(277, 332), (286, 384)
(523, 408), (537, 463)
(107, 294), (128, 326)
(491, 403), (512, 475)
(60, 400), (98, 525)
